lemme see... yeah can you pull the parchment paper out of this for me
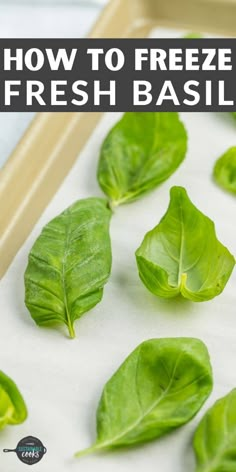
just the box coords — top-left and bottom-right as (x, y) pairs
(0, 28), (235, 472)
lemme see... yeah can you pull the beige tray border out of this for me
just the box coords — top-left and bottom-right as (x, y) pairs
(1, 0), (236, 279)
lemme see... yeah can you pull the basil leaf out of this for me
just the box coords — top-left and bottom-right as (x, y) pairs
(194, 389), (236, 472)
(213, 146), (236, 194)
(184, 32), (203, 38)
(25, 198), (112, 338)
(0, 370), (27, 430)
(97, 112), (187, 207)
(75, 337), (213, 457)
(136, 186), (235, 302)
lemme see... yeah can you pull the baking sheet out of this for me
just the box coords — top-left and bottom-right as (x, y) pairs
(1, 27), (236, 472)
(2, 0), (236, 281)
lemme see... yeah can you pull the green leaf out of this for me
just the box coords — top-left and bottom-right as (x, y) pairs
(183, 32), (203, 38)
(75, 337), (213, 457)
(25, 198), (112, 338)
(194, 389), (236, 472)
(97, 112), (187, 207)
(0, 370), (27, 430)
(136, 186), (235, 302)
(213, 146), (236, 194)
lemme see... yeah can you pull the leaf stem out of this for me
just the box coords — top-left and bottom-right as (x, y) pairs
(74, 445), (98, 458)
(67, 320), (75, 339)
(107, 200), (118, 212)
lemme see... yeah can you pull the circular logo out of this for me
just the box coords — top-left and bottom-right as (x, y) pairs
(4, 436), (47, 465)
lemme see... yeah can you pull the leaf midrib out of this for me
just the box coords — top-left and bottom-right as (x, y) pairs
(94, 351), (183, 451)
(61, 213), (75, 338)
(177, 200), (185, 287)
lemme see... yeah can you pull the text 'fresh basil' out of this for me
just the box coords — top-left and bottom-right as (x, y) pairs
(24, 198), (112, 338)
(97, 112), (187, 207)
(0, 370), (27, 430)
(194, 389), (236, 472)
(75, 337), (213, 457)
(136, 186), (235, 302)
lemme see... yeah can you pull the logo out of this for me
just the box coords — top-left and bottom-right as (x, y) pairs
(3, 436), (47, 465)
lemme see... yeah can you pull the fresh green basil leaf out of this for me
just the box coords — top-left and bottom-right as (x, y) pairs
(0, 370), (27, 430)
(213, 146), (236, 194)
(194, 389), (236, 472)
(136, 186), (235, 302)
(75, 337), (213, 457)
(183, 32), (203, 38)
(97, 113), (187, 207)
(25, 198), (112, 338)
